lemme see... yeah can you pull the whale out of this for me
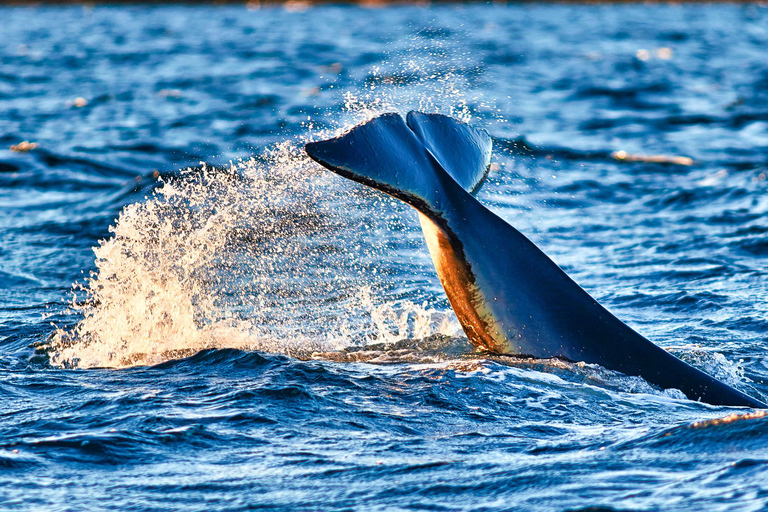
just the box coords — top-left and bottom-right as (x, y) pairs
(305, 111), (765, 408)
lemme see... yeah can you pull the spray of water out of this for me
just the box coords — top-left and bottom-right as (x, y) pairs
(49, 150), (326, 367)
(45, 36), (497, 369)
(48, 125), (459, 369)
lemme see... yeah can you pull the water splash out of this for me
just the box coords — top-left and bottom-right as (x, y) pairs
(669, 346), (748, 388)
(351, 287), (461, 346)
(339, 48), (483, 126)
(47, 37), (495, 368)
(47, 140), (459, 368)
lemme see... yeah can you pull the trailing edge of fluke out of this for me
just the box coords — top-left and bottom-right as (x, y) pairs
(305, 111), (765, 409)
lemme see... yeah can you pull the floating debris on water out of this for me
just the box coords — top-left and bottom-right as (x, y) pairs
(158, 89), (182, 98)
(612, 150), (694, 166)
(10, 141), (38, 152)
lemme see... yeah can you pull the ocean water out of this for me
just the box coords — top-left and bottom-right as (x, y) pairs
(2, 3), (768, 510)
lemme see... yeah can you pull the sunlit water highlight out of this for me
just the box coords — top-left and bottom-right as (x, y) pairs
(2, 4), (768, 511)
(47, 92), (464, 368)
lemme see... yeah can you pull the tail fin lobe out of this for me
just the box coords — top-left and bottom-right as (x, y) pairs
(305, 113), (443, 211)
(406, 111), (491, 194)
(305, 112), (492, 214)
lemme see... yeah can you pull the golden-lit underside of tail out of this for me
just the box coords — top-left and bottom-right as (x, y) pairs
(418, 212), (512, 354)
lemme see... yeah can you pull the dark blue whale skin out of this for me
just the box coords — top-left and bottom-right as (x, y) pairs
(306, 111), (765, 409)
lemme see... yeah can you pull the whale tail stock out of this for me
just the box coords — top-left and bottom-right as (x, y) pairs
(304, 111), (492, 213)
(305, 112), (765, 409)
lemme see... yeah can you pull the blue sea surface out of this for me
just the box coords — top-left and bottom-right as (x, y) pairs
(2, 4), (768, 511)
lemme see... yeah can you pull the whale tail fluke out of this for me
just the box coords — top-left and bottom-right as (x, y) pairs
(306, 111), (768, 409)
(305, 112), (491, 211)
